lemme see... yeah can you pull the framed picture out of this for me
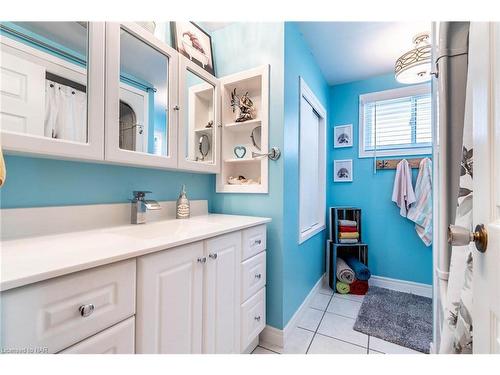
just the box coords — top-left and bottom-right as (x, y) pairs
(171, 22), (215, 76)
(333, 159), (353, 182)
(334, 124), (353, 148)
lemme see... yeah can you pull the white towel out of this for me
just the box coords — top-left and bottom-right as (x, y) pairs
(407, 158), (433, 246)
(391, 159), (416, 217)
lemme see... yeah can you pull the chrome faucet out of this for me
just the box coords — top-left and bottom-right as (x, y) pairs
(131, 191), (161, 224)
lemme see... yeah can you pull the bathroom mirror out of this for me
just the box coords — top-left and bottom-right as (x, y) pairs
(198, 134), (210, 161)
(0, 22), (89, 143)
(250, 126), (262, 151)
(118, 27), (169, 156)
(183, 68), (215, 163)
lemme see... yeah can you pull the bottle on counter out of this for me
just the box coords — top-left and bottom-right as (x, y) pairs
(176, 184), (190, 219)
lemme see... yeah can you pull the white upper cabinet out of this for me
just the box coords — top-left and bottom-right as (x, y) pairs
(104, 22), (178, 169)
(0, 23), (271, 184)
(177, 56), (220, 173)
(0, 22), (105, 160)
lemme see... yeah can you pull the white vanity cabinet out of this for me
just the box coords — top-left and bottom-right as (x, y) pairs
(135, 226), (266, 354)
(0, 259), (136, 354)
(0, 214), (268, 354)
(203, 232), (242, 353)
(135, 242), (204, 354)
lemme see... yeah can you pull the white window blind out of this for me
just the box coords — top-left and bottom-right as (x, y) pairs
(359, 84), (431, 157)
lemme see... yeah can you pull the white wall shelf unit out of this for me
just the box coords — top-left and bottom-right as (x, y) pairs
(216, 65), (270, 194)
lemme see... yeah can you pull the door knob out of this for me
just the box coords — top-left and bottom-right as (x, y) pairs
(448, 224), (488, 253)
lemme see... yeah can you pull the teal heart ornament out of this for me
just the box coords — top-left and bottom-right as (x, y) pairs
(233, 145), (247, 159)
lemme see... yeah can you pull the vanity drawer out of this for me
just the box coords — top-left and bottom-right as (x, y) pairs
(241, 251), (266, 302)
(240, 288), (265, 350)
(242, 224), (266, 261)
(0, 259), (136, 354)
(60, 317), (135, 354)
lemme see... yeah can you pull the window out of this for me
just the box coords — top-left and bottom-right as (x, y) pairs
(298, 78), (326, 244)
(359, 84), (431, 157)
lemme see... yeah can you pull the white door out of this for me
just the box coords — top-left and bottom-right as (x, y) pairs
(136, 242), (204, 354)
(0, 51), (45, 135)
(203, 232), (241, 353)
(469, 22), (500, 353)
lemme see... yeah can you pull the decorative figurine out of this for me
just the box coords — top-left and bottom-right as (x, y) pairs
(176, 185), (190, 219)
(230, 88), (256, 122)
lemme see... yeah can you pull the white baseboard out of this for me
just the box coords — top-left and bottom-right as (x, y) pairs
(259, 274), (325, 348)
(369, 275), (432, 298)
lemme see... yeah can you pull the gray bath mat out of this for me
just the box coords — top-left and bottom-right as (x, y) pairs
(353, 286), (432, 353)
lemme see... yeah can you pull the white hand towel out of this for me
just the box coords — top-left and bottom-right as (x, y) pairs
(391, 159), (416, 217)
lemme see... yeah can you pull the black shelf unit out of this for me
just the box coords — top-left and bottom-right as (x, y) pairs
(327, 207), (368, 291)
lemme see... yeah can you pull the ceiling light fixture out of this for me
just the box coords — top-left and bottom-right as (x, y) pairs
(395, 32), (432, 84)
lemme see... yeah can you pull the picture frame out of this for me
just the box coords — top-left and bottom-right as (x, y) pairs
(333, 159), (353, 182)
(171, 22), (215, 76)
(334, 124), (353, 148)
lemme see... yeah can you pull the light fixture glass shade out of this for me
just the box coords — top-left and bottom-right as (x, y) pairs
(395, 32), (432, 84)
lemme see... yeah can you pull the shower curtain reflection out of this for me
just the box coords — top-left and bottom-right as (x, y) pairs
(44, 79), (87, 142)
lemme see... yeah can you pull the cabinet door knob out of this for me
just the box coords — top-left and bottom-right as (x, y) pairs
(255, 273), (262, 279)
(79, 304), (95, 317)
(254, 316), (261, 321)
(197, 257), (207, 263)
(173, 105), (180, 111)
(209, 253), (218, 260)
(253, 239), (262, 246)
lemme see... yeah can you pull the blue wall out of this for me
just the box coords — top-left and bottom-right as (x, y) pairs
(0, 156), (214, 208)
(209, 23), (286, 329)
(282, 23), (329, 325)
(328, 73), (432, 285)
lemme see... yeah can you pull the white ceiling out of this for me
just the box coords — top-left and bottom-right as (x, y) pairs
(297, 22), (431, 85)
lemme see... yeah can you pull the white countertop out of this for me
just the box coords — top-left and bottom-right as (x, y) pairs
(0, 214), (271, 292)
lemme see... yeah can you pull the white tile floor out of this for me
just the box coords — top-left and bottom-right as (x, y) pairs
(253, 286), (423, 355)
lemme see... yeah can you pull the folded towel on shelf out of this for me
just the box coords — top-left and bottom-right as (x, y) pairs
(336, 257), (355, 284)
(345, 256), (371, 281)
(336, 281), (350, 294)
(339, 239), (359, 244)
(338, 232), (359, 239)
(338, 226), (358, 232)
(338, 219), (357, 227)
(349, 280), (369, 295)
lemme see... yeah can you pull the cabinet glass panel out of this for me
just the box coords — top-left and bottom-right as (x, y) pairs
(0, 22), (89, 142)
(183, 69), (215, 163)
(119, 28), (169, 156)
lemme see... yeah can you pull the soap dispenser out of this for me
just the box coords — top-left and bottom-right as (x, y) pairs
(176, 185), (190, 219)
